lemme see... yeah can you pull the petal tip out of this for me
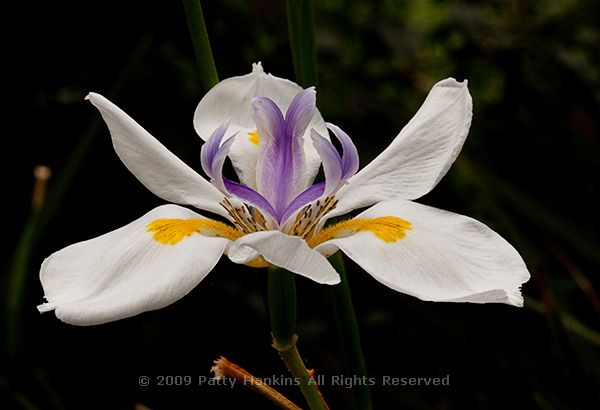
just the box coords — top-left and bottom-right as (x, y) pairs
(436, 77), (469, 89)
(507, 286), (526, 307)
(85, 92), (102, 102)
(304, 86), (317, 95)
(324, 275), (342, 285)
(252, 61), (264, 73)
(85, 92), (109, 109)
(37, 302), (56, 313)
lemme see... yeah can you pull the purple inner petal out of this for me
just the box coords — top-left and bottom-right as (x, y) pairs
(199, 92), (360, 227)
(285, 88), (316, 141)
(252, 96), (286, 210)
(279, 181), (326, 225)
(253, 90), (315, 217)
(200, 121), (229, 178)
(310, 129), (342, 196)
(223, 179), (278, 221)
(210, 135), (236, 193)
(327, 123), (360, 179)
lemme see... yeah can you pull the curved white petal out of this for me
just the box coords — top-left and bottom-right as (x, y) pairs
(227, 231), (340, 285)
(38, 205), (230, 325)
(315, 200), (529, 306)
(193, 62), (327, 190)
(87, 93), (229, 219)
(331, 78), (473, 218)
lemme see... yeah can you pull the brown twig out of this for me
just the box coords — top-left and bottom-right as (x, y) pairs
(212, 356), (303, 410)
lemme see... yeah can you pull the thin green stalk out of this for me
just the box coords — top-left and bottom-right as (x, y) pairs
(286, 0), (318, 87)
(276, 338), (329, 410)
(268, 266), (297, 346)
(1, 373), (40, 410)
(268, 267), (328, 410)
(182, 0), (219, 91)
(4, 37), (151, 360)
(5, 212), (40, 359)
(329, 252), (373, 410)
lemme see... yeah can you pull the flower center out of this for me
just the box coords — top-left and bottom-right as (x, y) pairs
(220, 197), (269, 233)
(200, 89), (359, 227)
(289, 196), (338, 238)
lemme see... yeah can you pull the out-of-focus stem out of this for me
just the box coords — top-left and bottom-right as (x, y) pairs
(5, 37), (151, 361)
(286, 0), (318, 88)
(329, 252), (372, 409)
(182, 0), (219, 91)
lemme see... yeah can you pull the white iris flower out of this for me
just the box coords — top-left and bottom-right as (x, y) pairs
(38, 63), (529, 325)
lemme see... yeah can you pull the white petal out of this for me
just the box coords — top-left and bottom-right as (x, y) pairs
(87, 93), (229, 219)
(193, 62), (327, 190)
(227, 231), (340, 285)
(315, 200), (529, 306)
(331, 78), (473, 218)
(39, 205), (230, 325)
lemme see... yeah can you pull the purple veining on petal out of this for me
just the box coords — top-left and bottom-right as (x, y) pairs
(222, 179), (278, 221)
(279, 181), (326, 225)
(252, 96), (286, 210)
(310, 129), (343, 196)
(200, 121), (229, 178)
(327, 123), (360, 179)
(253, 89), (316, 219)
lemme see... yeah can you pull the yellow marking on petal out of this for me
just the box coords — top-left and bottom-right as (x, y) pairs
(147, 218), (244, 245)
(307, 216), (411, 248)
(247, 130), (260, 146)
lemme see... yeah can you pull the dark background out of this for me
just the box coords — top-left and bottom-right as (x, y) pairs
(2, 0), (600, 409)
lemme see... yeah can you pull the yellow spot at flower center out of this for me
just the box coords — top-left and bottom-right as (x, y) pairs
(147, 218), (244, 245)
(247, 130), (260, 146)
(307, 216), (411, 248)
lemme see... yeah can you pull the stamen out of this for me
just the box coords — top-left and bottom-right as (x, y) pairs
(221, 198), (257, 233)
(307, 216), (412, 248)
(291, 196), (338, 239)
(253, 208), (268, 230)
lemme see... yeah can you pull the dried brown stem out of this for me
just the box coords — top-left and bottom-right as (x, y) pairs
(212, 356), (303, 410)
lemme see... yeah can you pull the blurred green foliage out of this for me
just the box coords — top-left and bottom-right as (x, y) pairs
(2, 0), (599, 409)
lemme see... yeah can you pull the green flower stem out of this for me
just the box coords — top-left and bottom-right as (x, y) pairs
(182, 0), (219, 91)
(275, 337), (329, 410)
(286, 3), (371, 407)
(268, 267), (329, 410)
(286, 0), (318, 87)
(268, 266), (297, 346)
(329, 252), (373, 409)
